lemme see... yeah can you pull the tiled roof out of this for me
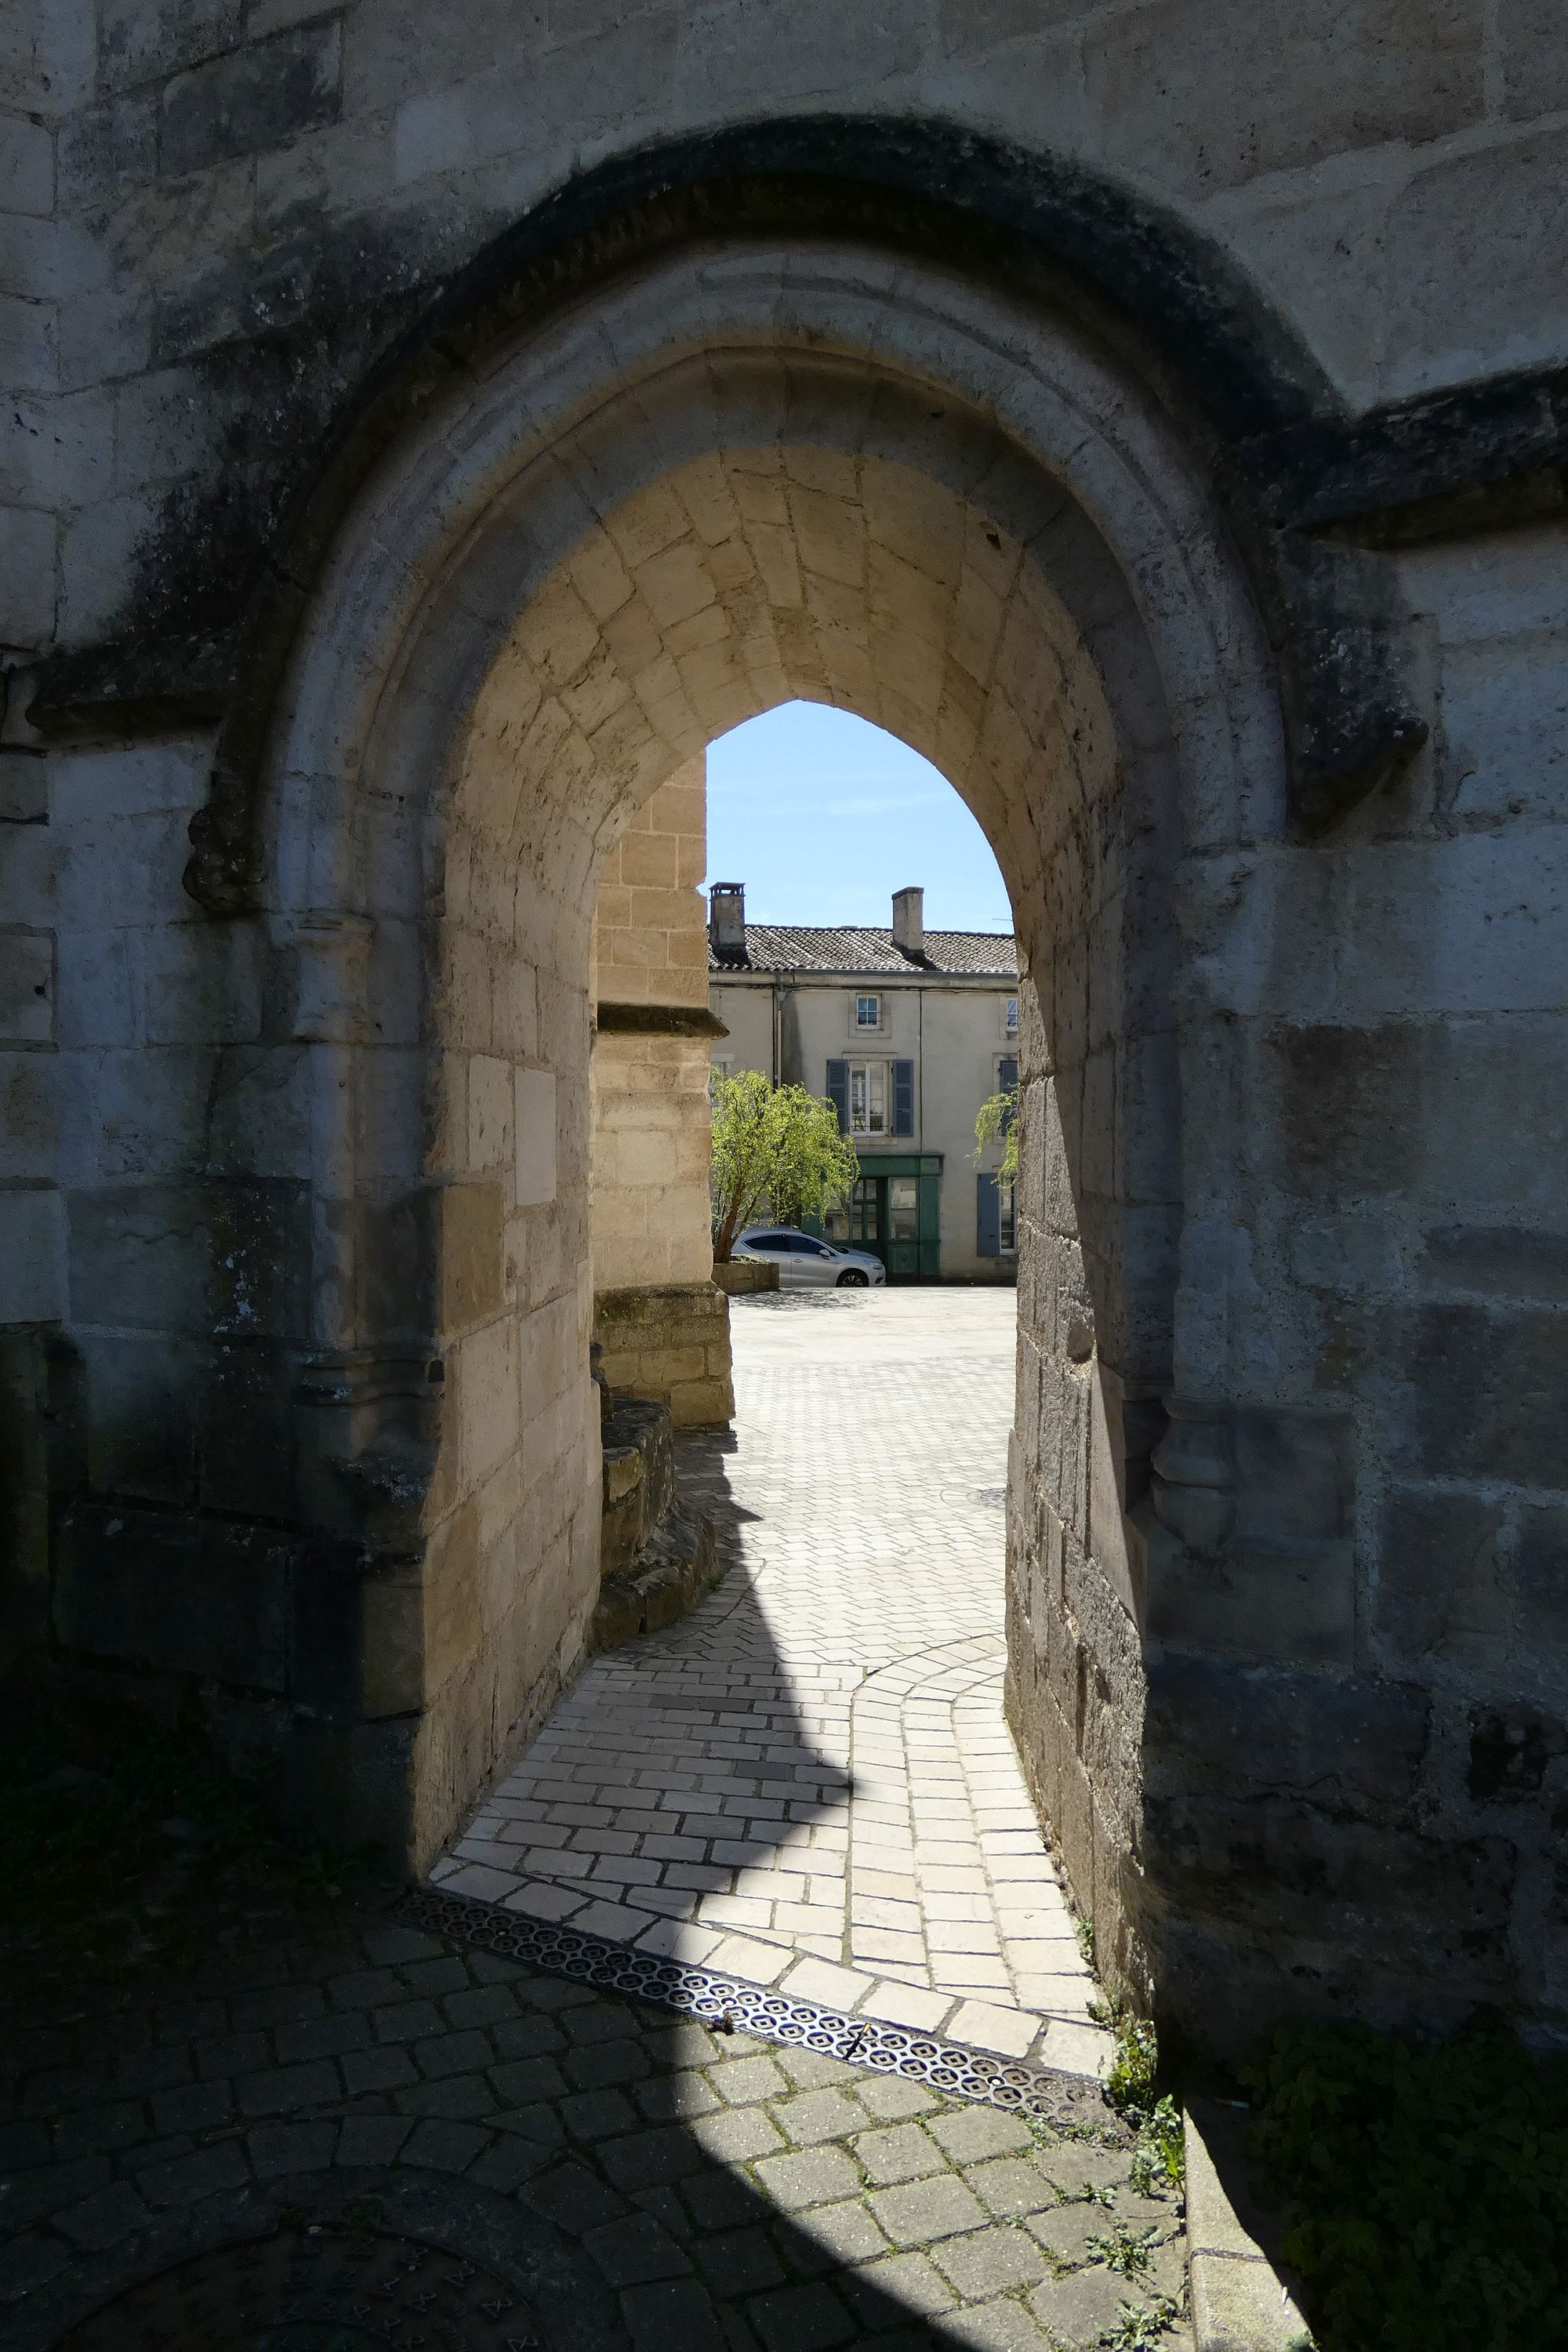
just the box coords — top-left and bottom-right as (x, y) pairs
(709, 925), (1017, 978)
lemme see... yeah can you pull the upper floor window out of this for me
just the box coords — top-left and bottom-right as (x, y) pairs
(1004, 995), (1019, 1038)
(848, 1059), (890, 1135)
(855, 993), (881, 1030)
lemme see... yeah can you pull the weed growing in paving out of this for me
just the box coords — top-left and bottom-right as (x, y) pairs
(1105, 2293), (1183, 2350)
(1099, 2005), (1186, 2196)
(1086, 2220), (1160, 2278)
(1244, 2018), (1568, 2352)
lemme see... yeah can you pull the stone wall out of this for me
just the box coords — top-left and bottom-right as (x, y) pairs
(2, 0), (1566, 2053)
(593, 1283), (735, 1432)
(588, 758), (733, 1421)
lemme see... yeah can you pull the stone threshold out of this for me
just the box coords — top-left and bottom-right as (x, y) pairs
(427, 1851), (1112, 2079)
(405, 1879), (1121, 2132)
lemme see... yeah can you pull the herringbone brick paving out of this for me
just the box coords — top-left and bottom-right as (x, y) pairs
(438, 1290), (1112, 2077)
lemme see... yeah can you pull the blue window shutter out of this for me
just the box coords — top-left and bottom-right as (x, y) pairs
(893, 1059), (915, 1135)
(977, 1172), (1000, 1257)
(826, 1060), (849, 1131)
(998, 1055), (1018, 1094)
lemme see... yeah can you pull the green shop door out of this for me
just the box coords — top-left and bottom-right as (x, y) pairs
(819, 1154), (942, 1280)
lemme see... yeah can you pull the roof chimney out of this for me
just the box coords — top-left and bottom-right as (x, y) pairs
(709, 881), (746, 960)
(891, 886), (924, 959)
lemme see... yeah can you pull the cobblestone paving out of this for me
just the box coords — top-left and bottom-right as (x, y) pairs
(437, 1291), (1111, 2078)
(0, 1917), (1189, 2350)
(0, 1293), (1193, 2347)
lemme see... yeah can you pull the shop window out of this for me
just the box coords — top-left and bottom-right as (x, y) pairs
(889, 1175), (919, 1241)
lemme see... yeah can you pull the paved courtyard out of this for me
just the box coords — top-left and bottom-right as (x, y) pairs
(437, 1290), (1112, 2078)
(1, 1290), (1191, 2350)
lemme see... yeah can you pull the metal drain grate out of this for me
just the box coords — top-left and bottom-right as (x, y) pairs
(401, 1883), (1114, 2138)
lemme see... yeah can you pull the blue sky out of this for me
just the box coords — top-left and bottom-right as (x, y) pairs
(704, 701), (1013, 935)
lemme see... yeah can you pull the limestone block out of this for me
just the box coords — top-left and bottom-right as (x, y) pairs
(423, 1495), (483, 1700)
(1264, 1015), (1568, 1220)
(53, 1502), (291, 1691)
(1439, 633), (1568, 824)
(0, 927), (52, 1044)
(0, 504), (55, 645)
(0, 1184), (64, 1320)
(1088, 0), (1482, 198)
(439, 1181), (503, 1330)
(1385, 124), (1568, 398)
(515, 1065), (557, 1204)
(517, 1289), (582, 1425)
(1148, 1653), (1429, 1820)
(161, 20), (342, 178)
(1399, 1299), (1568, 1488)
(457, 1312), (517, 1491)
(205, 1044), (314, 1180)
(0, 748), (46, 823)
(466, 1051), (513, 1169)
(360, 1561), (425, 1718)
(195, 1338), (296, 1519)
(49, 737), (210, 824)
(0, 1048), (54, 1180)
(1497, 0), (1568, 113)
(670, 1374), (735, 1425)
(0, 111), (53, 217)
(140, 917), (263, 1045)
(1516, 1502), (1568, 1669)
(67, 1178), (310, 1336)
(1147, 1521), (1356, 1668)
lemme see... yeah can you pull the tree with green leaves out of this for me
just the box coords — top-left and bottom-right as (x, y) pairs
(975, 1078), (1020, 1185)
(710, 1070), (860, 1264)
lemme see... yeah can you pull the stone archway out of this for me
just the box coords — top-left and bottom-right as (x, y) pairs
(244, 234), (1279, 2036)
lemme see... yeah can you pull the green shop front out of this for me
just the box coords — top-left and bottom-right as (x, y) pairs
(815, 1153), (942, 1281)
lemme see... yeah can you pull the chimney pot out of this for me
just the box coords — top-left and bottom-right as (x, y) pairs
(891, 886), (924, 957)
(710, 881), (746, 958)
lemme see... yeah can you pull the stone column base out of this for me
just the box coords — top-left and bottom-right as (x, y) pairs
(593, 1282), (734, 1425)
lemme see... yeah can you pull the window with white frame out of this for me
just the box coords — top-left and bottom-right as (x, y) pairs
(1000, 1181), (1017, 1254)
(855, 993), (881, 1031)
(1004, 994), (1019, 1038)
(848, 1059), (890, 1135)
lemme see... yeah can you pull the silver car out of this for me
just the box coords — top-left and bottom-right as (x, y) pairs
(732, 1228), (887, 1289)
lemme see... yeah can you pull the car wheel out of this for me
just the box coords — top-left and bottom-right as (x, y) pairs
(837, 1269), (869, 1287)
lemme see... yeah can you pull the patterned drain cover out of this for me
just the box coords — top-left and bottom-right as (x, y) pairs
(404, 1884), (1112, 2138)
(56, 2227), (547, 2350)
(940, 1484), (1007, 1509)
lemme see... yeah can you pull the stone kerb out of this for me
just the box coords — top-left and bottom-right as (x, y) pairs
(1184, 2104), (1313, 2352)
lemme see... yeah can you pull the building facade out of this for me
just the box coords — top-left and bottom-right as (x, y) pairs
(710, 884), (1019, 1283)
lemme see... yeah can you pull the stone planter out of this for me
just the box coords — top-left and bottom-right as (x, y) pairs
(711, 1258), (779, 1296)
